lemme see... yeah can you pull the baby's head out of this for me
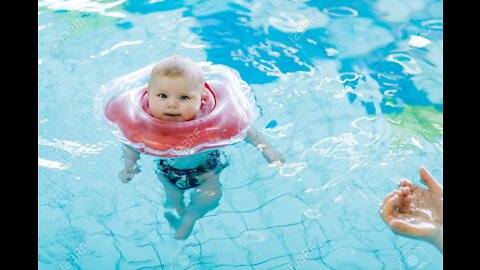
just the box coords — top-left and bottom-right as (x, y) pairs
(147, 55), (205, 122)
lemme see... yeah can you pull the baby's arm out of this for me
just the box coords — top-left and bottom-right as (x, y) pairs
(119, 144), (141, 183)
(245, 128), (285, 164)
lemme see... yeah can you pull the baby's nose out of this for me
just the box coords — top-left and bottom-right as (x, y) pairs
(167, 99), (179, 108)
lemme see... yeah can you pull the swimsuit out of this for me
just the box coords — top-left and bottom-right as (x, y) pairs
(156, 150), (229, 190)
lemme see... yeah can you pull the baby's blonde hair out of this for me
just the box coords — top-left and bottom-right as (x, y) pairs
(148, 55), (204, 90)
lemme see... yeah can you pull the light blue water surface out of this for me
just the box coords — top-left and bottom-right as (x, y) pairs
(38, 0), (443, 269)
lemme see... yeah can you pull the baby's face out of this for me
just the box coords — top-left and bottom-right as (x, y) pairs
(148, 75), (203, 122)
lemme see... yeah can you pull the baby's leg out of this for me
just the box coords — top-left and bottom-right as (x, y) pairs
(174, 172), (222, 240)
(156, 174), (185, 214)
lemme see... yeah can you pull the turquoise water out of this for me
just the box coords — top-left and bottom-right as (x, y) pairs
(38, 0), (443, 269)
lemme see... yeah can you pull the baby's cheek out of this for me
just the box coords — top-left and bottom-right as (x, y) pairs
(149, 103), (164, 117)
(185, 104), (200, 119)
(189, 105), (199, 115)
(188, 100), (199, 110)
(150, 109), (163, 119)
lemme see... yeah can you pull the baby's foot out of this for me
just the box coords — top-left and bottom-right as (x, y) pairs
(118, 167), (141, 183)
(174, 215), (195, 240)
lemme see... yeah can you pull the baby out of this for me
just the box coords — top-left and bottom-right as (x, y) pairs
(118, 55), (284, 239)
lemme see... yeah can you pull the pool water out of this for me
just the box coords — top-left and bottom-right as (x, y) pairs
(38, 0), (443, 269)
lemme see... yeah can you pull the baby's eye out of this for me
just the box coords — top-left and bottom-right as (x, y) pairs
(158, 93), (167, 98)
(179, 95), (190, 100)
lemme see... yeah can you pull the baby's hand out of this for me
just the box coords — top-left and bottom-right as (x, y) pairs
(260, 145), (285, 164)
(118, 167), (141, 183)
(380, 167), (443, 249)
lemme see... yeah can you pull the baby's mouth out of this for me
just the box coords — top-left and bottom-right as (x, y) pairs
(164, 113), (181, 117)
(163, 113), (182, 120)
